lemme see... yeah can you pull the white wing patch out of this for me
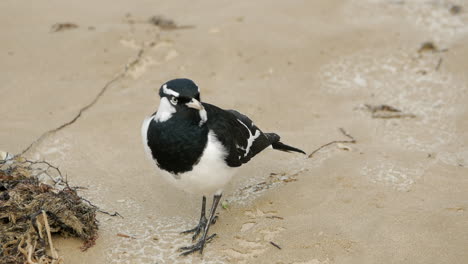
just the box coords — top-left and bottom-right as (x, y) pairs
(154, 97), (176, 122)
(237, 119), (261, 157)
(162, 84), (180, 97)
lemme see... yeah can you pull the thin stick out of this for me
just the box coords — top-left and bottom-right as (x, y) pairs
(36, 217), (43, 239)
(270, 241), (282, 250)
(42, 210), (59, 260)
(266, 216), (284, 220)
(26, 235), (36, 264)
(117, 233), (136, 239)
(80, 197), (123, 218)
(308, 128), (356, 158)
(17, 237), (29, 261)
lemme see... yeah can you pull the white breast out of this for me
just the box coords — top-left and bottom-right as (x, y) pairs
(142, 127), (237, 196)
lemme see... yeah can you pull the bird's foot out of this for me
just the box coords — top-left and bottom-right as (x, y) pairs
(180, 194), (222, 255)
(181, 215), (218, 240)
(179, 234), (216, 256)
(181, 215), (207, 240)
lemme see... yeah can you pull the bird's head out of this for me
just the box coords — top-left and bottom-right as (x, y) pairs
(155, 78), (207, 125)
(159, 78), (202, 110)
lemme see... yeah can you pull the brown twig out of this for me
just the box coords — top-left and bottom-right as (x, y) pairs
(308, 128), (356, 158)
(117, 233), (136, 239)
(266, 216), (284, 220)
(365, 104), (400, 113)
(270, 241), (282, 250)
(364, 104), (416, 119)
(42, 211), (59, 260)
(80, 197), (123, 218)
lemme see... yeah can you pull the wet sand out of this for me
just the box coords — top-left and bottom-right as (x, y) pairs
(1, 0), (467, 263)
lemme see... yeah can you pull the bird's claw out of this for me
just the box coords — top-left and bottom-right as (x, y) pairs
(181, 215), (217, 241)
(181, 216), (208, 240)
(179, 234), (216, 256)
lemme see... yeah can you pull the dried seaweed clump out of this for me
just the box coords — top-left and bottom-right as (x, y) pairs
(0, 156), (98, 264)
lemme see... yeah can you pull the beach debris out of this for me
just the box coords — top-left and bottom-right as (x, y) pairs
(148, 15), (176, 29)
(221, 200), (229, 210)
(117, 233), (136, 239)
(364, 104), (416, 119)
(0, 156), (99, 263)
(0, 151), (13, 161)
(417, 41), (448, 53)
(51, 22), (78, 32)
(445, 207), (464, 212)
(336, 143), (352, 151)
(266, 215), (284, 220)
(308, 128), (356, 158)
(418, 41), (438, 53)
(122, 13), (194, 30)
(365, 104), (400, 112)
(148, 15), (195, 30)
(269, 241), (282, 250)
(449, 5), (462, 15)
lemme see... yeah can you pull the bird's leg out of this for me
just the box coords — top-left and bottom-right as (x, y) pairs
(179, 193), (222, 256)
(181, 196), (208, 240)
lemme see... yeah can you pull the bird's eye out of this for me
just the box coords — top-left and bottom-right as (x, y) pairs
(170, 96), (178, 105)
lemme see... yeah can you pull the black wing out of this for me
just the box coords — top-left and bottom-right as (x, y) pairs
(203, 103), (274, 167)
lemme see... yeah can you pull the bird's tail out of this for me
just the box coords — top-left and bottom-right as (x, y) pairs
(265, 133), (306, 154)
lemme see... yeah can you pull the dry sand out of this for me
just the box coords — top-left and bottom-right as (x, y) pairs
(1, 0), (467, 263)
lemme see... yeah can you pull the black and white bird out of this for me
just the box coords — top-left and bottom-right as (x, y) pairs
(141, 78), (305, 255)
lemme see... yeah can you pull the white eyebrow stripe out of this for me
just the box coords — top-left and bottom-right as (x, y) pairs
(162, 84), (180, 97)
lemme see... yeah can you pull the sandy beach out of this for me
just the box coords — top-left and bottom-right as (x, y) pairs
(1, 0), (467, 263)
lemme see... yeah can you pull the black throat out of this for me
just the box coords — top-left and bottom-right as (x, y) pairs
(146, 110), (209, 174)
